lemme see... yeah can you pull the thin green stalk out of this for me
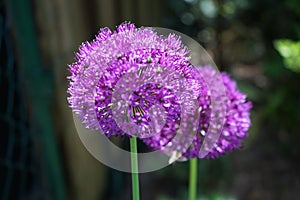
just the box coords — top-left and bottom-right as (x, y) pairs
(130, 137), (140, 200)
(189, 158), (198, 200)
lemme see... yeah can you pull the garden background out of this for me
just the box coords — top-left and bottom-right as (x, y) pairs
(1, 0), (300, 199)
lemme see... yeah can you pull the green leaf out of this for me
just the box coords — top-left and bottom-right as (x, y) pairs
(274, 39), (300, 73)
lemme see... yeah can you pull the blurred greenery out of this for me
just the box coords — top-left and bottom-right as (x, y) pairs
(274, 39), (300, 73)
(157, 192), (236, 200)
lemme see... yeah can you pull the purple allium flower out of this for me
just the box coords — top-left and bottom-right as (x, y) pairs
(67, 22), (252, 160)
(143, 66), (252, 159)
(68, 22), (190, 130)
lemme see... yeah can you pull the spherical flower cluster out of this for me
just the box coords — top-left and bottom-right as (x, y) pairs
(67, 22), (252, 160)
(143, 66), (252, 159)
(68, 22), (190, 131)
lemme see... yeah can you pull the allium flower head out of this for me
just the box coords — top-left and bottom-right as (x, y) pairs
(143, 66), (252, 159)
(68, 22), (190, 130)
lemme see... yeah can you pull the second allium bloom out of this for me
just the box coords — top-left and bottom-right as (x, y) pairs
(144, 66), (252, 159)
(67, 22), (252, 160)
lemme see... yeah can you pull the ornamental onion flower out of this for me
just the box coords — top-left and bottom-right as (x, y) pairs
(67, 22), (252, 160)
(68, 22), (191, 132)
(143, 66), (252, 159)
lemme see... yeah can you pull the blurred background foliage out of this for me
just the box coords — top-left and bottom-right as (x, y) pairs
(1, 0), (300, 199)
(274, 39), (300, 73)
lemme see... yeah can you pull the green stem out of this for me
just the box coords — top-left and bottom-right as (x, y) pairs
(189, 158), (198, 200)
(130, 137), (140, 200)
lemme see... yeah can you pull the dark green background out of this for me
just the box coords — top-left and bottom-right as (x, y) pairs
(1, 0), (300, 199)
